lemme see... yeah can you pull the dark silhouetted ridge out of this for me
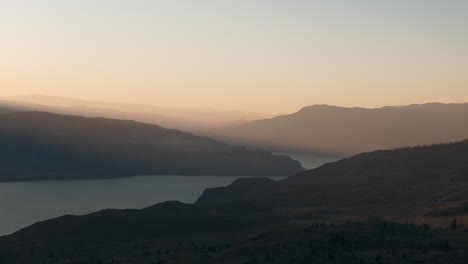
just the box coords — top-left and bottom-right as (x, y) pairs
(0, 111), (303, 182)
(198, 140), (468, 216)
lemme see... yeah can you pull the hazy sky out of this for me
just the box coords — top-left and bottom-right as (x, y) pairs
(1, 0), (467, 113)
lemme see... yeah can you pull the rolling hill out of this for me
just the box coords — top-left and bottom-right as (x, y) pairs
(210, 103), (468, 156)
(0, 112), (303, 182)
(198, 140), (468, 218)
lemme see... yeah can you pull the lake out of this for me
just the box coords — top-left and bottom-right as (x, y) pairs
(0, 154), (339, 235)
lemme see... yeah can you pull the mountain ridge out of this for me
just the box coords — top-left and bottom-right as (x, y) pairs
(197, 140), (468, 217)
(0, 95), (270, 130)
(211, 102), (468, 156)
(0, 111), (304, 182)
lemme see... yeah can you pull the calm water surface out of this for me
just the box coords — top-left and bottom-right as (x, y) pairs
(279, 153), (340, 170)
(0, 154), (340, 235)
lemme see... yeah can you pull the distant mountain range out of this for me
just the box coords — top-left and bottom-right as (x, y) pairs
(0, 112), (303, 182)
(1, 139), (467, 263)
(0, 95), (271, 131)
(5, 97), (468, 158)
(210, 103), (468, 156)
(0, 99), (211, 131)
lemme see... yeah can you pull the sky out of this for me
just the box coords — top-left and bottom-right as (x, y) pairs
(1, 0), (467, 113)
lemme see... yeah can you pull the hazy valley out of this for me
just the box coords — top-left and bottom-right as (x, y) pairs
(1, 103), (467, 264)
(2, 1), (468, 263)
(5, 97), (468, 158)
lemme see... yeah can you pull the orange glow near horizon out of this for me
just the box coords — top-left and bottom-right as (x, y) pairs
(1, 1), (468, 113)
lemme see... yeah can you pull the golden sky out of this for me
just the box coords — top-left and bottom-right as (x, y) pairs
(1, 0), (467, 113)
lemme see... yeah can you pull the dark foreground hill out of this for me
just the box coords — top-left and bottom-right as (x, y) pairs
(0, 202), (467, 264)
(198, 140), (468, 217)
(0, 112), (303, 182)
(211, 103), (468, 156)
(0, 140), (467, 263)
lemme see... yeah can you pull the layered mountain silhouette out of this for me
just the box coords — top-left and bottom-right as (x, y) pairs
(0, 140), (467, 263)
(0, 112), (303, 182)
(211, 103), (468, 156)
(0, 99), (210, 131)
(1, 95), (270, 131)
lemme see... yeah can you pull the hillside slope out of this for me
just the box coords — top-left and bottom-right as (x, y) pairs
(2, 207), (468, 264)
(0, 112), (303, 182)
(211, 103), (468, 156)
(198, 140), (468, 217)
(1, 142), (468, 263)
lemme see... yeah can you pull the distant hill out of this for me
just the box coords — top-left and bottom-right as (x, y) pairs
(0, 112), (303, 182)
(198, 140), (468, 217)
(210, 103), (468, 156)
(0, 105), (20, 114)
(0, 107), (15, 114)
(0, 95), (269, 131)
(0, 99), (212, 131)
